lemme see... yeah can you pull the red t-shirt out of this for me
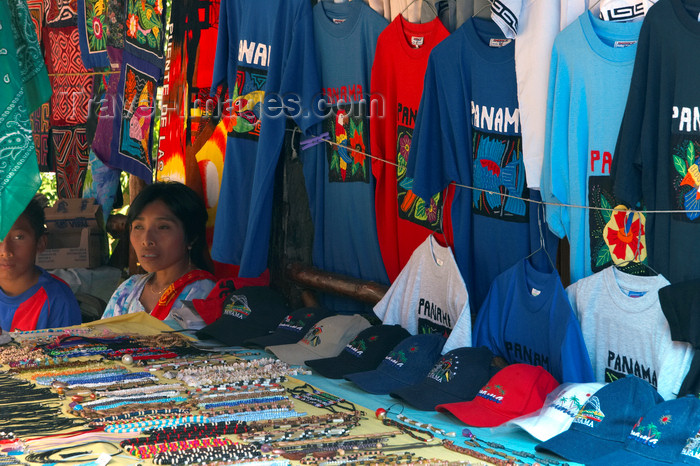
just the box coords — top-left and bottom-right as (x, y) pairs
(371, 15), (450, 281)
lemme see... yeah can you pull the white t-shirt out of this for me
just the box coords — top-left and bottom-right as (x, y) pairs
(373, 236), (470, 344)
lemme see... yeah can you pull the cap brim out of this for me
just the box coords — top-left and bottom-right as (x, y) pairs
(243, 330), (302, 348)
(196, 316), (270, 347)
(390, 379), (468, 411)
(306, 356), (365, 379)
(436, 398), (520, 427)
(509, 413), (571, 442)
(586, 448), (667, 466)
(345, 369), (424, 395)
(535, 429), (626, 463)
(265, 342), (323, 367)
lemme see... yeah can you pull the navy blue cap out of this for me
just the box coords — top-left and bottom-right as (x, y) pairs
(305, 324), (411, 379)
(536, 376), (665, 463)
(588, 396), (700, 465)
(389, 346), (500, 411)
(243, 307), (335, 348)
(345, 333), (446, 394)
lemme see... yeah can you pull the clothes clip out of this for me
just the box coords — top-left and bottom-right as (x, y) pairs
(300, 132), (330, 151)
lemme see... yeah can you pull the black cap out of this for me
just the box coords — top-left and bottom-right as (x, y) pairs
(305, 325), (411, 379)
(243, 307), (336, 348)
(195, 286), (290, 346)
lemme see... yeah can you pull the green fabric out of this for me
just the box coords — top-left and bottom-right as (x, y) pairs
(7, 0), (52, 113)
(0, 5), (42, 239)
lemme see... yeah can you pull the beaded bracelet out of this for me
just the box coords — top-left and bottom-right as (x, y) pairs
(381, 417), (435, 443)
(151, 442), (263, 465)
(441, 439), (518, 466)
(87, 408), (192, 426)
(201, 400), (295, 416)
(396, 413), (456, 437)
(125, 436), (234, 459)
(246, 411), (365, 431)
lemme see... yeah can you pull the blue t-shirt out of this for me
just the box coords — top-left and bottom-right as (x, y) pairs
(301, 0), (389, 312)
(0, 268), (82, 331)
(541, 11), (642, 284)
(210, 0), (321, 277)
(407, 18), (556, 310)
(473, 258), (595, 384)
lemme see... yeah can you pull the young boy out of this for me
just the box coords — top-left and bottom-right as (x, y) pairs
(0, 198), (82, 331)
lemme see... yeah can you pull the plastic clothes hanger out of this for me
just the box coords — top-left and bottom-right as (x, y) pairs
(523, 203), (557, 272)
(399, 0), (439, 22)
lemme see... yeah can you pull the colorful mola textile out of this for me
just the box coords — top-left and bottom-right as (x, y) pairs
(77, 0), (111, 68)
(51, 124), (90, 198)
(124, 0), (167, 68)
(109, 51), (161, 182)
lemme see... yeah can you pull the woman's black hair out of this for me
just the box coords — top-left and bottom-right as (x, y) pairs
(127, 181), (213, 273)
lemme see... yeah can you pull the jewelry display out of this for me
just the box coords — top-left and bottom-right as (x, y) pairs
(124, 436), (234, 459)
(87, 409), (193, 427)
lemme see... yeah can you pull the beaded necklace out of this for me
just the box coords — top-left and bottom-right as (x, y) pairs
(95, 383), (184, 398)
(208, 409), (307, 423)
(77, 390), (182, 407)
(74, 396), (188, 412)
(287, 384), (357, 413)
(64, 372), (158, 388)
(381, 417), (435, 443)
(201, 400), (295, 416)
(35, 368), (131, 386)
(122, 420), (248, 445)
(460, 429), (569, 466)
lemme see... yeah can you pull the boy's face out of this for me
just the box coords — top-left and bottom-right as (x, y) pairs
(0, 215), (46, 284)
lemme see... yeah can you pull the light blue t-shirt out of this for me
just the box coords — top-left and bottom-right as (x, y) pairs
(541, 11), (642, 283)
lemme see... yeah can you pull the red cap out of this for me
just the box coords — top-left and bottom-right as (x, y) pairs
(436, 364), (560, 427)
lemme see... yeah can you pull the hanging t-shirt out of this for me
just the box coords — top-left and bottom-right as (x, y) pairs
(210, 0), (321, 277)
(301, 0), (389, 312)
(490, 0), (586, 188)
(373, 235), (470, 341)
(612, 0), (700, 284)
(473, 258), (594, 384)
(0, 269), (82, 332)
(371, 14), (449, 282)
(407, 18), (549, 311)
(566, 266), (694, 399)
(541, 11), (643, 284)
(659, 279), (700, 397)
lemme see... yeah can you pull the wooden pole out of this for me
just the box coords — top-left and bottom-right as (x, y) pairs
(286, 262), (389, 305)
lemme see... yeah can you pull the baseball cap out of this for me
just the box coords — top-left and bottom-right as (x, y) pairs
(265, 314), (371, 366)
(436, 363), (560, 427)
(389, 346), (500, 411)
(508, 382), (605, 441)
(588, 396), (700, 465)
(345, 333), (446, 394)
(305, 324), (411, 379)
(243, 307), (336, 348)
(535, 376), (665, 463)
(194, 286), (290, 346)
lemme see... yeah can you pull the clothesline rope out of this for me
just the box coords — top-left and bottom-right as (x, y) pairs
(307, 133), (699, 215)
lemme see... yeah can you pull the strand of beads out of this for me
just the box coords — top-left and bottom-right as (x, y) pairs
(198, 395), (288, 410)
(77, 390), (182, 407)
(63, 371), (158, 388)
(125, 436), (234, 459)
(191, 387), (285, 402)
(73, 396), (188, 412)
(104, 416), (209, 433)
(95, 383), (184, 398)
(396, 413), (456, 438)
(88, 409), (192, 427)
(207, 408), (307, 423)
(174, 359), (303, 387)
(201, 401), (295, 416)
(151, 442), (263, 465)
(122, 420), (248, 446)
(34, 368), (131, 386)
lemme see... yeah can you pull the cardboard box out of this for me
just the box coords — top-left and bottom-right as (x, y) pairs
(36, 198), (107, 269)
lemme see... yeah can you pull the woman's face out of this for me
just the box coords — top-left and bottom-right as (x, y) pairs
(129, 199), (189, 274)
